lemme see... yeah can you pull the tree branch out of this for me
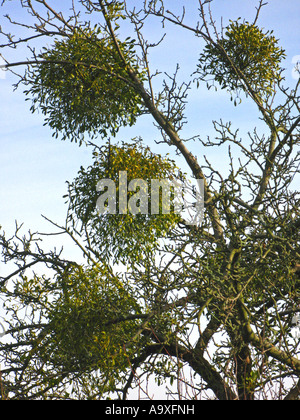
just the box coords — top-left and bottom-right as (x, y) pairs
(239, 301), (300, 374)
(0, 31), (66, 48)
(139, 341), (238, 400)
(284, 378), (300, 401)
(98, 1), (224, 241)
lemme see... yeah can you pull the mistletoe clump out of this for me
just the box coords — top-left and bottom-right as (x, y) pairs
(196, 20), (286, 100)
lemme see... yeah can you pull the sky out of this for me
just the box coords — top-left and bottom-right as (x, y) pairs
(0, 0), (299, 247)
(0, 0), (299, 399)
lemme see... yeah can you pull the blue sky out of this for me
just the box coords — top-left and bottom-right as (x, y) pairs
(0, 0), (299, 255)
